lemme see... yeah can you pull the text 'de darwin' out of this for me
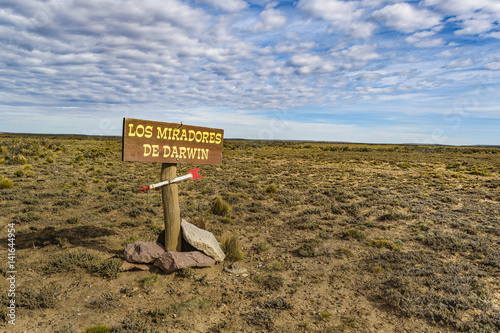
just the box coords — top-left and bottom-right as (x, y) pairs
(122, 118), (223, 165)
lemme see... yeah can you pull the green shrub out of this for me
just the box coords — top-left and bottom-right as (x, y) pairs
(88, 292), (118, 309)
(221, 216), (233, 224)
(254, 273), (284, 290)
(46, 157), (54, 164)
(221, 234), (244, 261)
(0, 178), (13, 189)
(105, 182), (116, 191)
(265, 184), (278, 194)
(254, 242), (271, 253)
(366, 238), (402, 251)
(17, 154), (27, 165)
(18, 284), (61, 309)
(297, 243), (316, 257)
(343, 228), (366, 240)
(140, 274), (158, 287)
(267, 261), (286, 271)
(13, 169), (24, 177)
(210, 196), (231, 216)
(66, 217), (79, 224)
(122, 235), (139, 246)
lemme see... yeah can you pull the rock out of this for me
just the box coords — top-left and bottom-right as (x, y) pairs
(154, 251), (216, 274)
(181, 219), (225, 262)
(224, 262), (248, 274)
(120, 261), (150, 272)
(124, 241), (165, 263)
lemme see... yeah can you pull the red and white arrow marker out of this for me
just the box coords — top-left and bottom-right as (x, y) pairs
(138, 167), (202, 192)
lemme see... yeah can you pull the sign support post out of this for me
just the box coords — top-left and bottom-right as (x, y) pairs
(161, 163), (182, 252)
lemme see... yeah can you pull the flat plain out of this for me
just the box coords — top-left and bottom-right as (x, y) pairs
(1, 133), (499, 332)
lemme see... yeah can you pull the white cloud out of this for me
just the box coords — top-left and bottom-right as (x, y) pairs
(336, 44), (380, 62)
(198, 0), (248, 12)
(455, 16), (495, 35)
(444, 58), (474, 69)
(484, 62), (500, 70)
(424, 0), (500, 36)
(373, 3), (442, 33)
(249, 2), (287, 33)
(298, 0), (375, 38)
(405, 30), (445, 48)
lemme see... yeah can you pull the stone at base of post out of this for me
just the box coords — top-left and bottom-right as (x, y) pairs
(161, 163), (182, 252)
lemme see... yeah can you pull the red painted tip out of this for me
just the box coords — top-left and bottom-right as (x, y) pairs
(188, 167), (202, 180)
(138, 185), (149, 192)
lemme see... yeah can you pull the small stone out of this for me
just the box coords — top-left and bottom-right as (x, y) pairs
(154, 251), (216, 274)
(181, 219), (225, 262)
(120, 261), (150, 272)
(224, 262), (248, 274)
(124, 241), (165, 263)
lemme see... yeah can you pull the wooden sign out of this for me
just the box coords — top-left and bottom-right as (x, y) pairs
(122, 118), (224, 165)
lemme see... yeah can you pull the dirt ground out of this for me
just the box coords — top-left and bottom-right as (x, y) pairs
(1, 134), (499, 332)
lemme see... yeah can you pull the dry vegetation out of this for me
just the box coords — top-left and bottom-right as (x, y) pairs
(0, 133), (499, 332)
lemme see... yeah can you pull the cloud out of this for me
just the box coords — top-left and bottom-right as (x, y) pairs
(405, 31), (445, 47)
(0, 0), (499, 145)
(424, 0), (500, 35)
(249, 2), (287, 33)
(198, 0), (248, 12)
(372, 3), (442, 33)
(298, 0), (376, 38)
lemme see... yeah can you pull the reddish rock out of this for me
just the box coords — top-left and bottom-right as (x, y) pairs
(120, 261), (150, 272)
(154, 251), (216, 274)
(124, 241), (165, 264)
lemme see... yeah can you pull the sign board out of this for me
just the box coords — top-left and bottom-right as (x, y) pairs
(122, 118), (224, 165)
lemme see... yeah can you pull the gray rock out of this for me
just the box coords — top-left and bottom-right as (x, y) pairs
(124, 241), (165, 264)
(154, 251), (216, 274)
(224, 262), (248, 274)
(181, 219), (226, 262)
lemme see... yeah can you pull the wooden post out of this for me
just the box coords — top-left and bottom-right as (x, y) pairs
(161, 163), (181, 252)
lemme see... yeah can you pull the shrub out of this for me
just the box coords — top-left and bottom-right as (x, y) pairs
(140, 274), (158, 287)
(267, 261), (286, 271)
(221, 234), (244, 261)
(88, 292), (118, 309)
(66, 217), (79, 224)
(254, 273), (284, 290)
(13, 169), (24, 177)
(265, 184), (278, 194)
(254, 242), (271, 253)
(343, 228), (366, 240)
(366, 238), (402, 251)
(297, 243), (316, 257)
(17, 154), (27, 165)
(106, 182), (116, 192)
(18, 284), (61, 309)
(44, 251), (121, 279)
(46, 157), (54, 164)
(335, 247), (354, 258)
(0, 178), (13, 189)
(210, 196), (231, 216)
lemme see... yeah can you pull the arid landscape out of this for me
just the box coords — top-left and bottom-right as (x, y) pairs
(1, 133), (499, 333)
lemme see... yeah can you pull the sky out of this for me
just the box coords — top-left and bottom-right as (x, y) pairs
(0, 0), (500, 145)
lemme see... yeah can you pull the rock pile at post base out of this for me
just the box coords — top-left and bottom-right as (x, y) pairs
(122, 219), (225, 273)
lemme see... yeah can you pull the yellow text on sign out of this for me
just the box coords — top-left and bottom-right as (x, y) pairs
(143, 144), (209, 160)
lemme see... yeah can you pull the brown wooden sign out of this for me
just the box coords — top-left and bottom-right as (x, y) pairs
(122, 118), (223, 165)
